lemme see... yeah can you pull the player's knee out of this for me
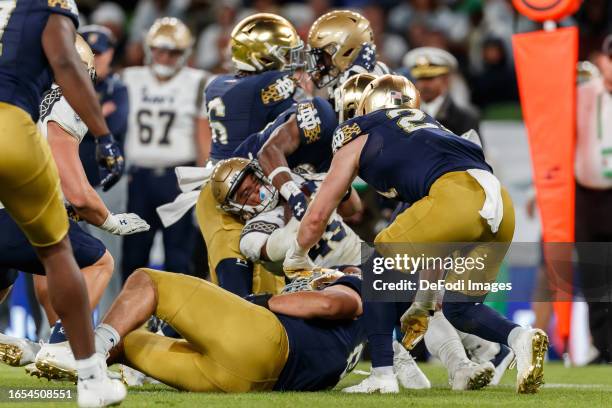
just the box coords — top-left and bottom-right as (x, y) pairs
(125, 268), (156, 294)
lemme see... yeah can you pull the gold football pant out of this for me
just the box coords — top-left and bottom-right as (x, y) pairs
(195, 183), (284, 294)
(374, 171), (515, 296)
(0, 103), (68, 246)
(123, 268), (289, 392)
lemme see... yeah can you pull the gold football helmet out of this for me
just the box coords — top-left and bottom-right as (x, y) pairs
(335, 72), (377, 122)
(145, 17), (193, 78)
(356, 74), (420, 117)
(230, 13), (303, 73)
(210, 158), (279, 221)
(307, 10), (373, 88)
(75, 34), (96, 81)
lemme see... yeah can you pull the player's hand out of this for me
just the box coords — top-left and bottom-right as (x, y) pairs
(400, 301), (435, 350)
(98, 213), (150, 236)
(95, 133), (125, 192)
(280, 181), (308, 220)
(283, 238), (315, 279)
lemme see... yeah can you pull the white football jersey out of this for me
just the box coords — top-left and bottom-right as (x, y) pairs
(123, 66), (210, 168)
(38, 86), (88, 143)
(240, 173), (362, 268)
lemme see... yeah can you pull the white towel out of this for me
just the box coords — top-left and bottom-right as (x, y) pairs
(466, 169), (504, 234)
(156, 164), (214, 228)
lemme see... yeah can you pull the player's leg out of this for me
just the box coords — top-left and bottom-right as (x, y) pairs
(425, 311), (494, 390)
(97, 268), (289, 391)
(121, 167), (156, 281)
(0, 105), (94, 361)
(196, 184), (254, 294)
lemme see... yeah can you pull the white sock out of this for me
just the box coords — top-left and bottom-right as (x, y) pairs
(94, 324), (120, 357)
(76, 354), (103, 381)
(372, 366), (394, 376)
(425, 311), (471, 375)
(458, 331), (500, 363)
(507, 326), (526, 351)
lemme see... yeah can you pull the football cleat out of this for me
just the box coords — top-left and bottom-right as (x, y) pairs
(35, 342), (77, 383)
(342, 372), (399, 394)
(393, 341), (431, 389)
(0, 332), (40, 367)
(77, 354), (126, 408)
(490, 345), (515, 386)
(513, 328), (548, 394)
(120, 365), (160, 386)
(450, 361), (494, 391)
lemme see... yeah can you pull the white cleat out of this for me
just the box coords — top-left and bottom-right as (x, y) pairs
(450, 361), (494, 391)
(119, 365), (159, 386)
(77, 355), (126, 408)
(35, 342), (77, 382)
(342, 372), (399, 394)
(393, 341), (430, 389)
(0, 332), (40, 367)
(512, 328), (548, 394)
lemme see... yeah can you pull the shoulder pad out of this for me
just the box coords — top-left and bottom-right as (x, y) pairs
(332, 120), (364, 153)
(260, 74), (297, 105)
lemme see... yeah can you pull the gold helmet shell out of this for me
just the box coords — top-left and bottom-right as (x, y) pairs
(356, 74), (420, 117)
(210, 158), (279, 220)
(230, 13), (303, 73)
(146, 17), (193, 51)
(307, 10), (373, 88)
(335, 72), (377, 122)
(75, 34), (96, 81)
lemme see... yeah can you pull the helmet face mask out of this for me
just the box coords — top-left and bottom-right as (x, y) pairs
(305, 44), (340, 89)
(145, 17), (193, 79)
(211, 159), (279, 221)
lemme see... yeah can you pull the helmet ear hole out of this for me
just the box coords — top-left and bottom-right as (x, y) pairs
(342, 48), (354, 58)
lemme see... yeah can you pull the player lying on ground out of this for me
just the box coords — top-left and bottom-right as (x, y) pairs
(0, 36), (149, 380)
(92, 268), (368, 392)
(284, 74), (548, 394)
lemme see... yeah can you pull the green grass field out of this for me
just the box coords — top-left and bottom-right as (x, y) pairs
(0, 362), (610, 407)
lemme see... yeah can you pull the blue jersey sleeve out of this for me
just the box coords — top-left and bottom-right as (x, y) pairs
(46, 0), (79, 27)
(295, 97), (338, 146)
(328, 275), (362, 297)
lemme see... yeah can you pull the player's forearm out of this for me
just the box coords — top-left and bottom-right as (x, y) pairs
(268, 292), (342, 319)
(258, 143), (292, 188)
(56, 70), (110, 137)
(297, 206), (329, 250)
(66, 185), (110, 226)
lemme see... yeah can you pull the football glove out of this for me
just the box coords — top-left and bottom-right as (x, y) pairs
(95, 133), (125, 192)
(280, 181), (308, 221)
(283, 238), (315, 279)
(400, 301), (435, 350)
(98, 213), (150, 236)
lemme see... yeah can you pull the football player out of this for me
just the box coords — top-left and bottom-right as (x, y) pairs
(0, 36), (149, 380)
(121, 17), (211, 282)
(0, 1), (125, 405)
(197, 13), (303, 296)
(306, 10), (391, 100)
(284, 74), (549, 394)
(92, 266), (368, 392)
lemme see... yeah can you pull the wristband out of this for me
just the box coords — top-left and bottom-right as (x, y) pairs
(279, 180), (302, 201)
(267, 166), (291, 183)
(98, 213), (118, 232)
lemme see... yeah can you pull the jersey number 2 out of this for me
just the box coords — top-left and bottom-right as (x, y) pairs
(137, 109), (175, 145)
(0, 1), (17, 57)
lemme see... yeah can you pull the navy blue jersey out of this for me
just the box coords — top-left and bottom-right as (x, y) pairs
(0, 0), (79, 121)
(274, 275), (366, 391)
(233, 97), (337, 172)
(332, 108), (491, 203)
(206, 71), (297, 160)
